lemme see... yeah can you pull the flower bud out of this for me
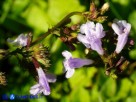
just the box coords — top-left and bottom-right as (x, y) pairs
(0, 49), (7, 60)
(100, 2), (109, 15)
(32, 44), (50, 68)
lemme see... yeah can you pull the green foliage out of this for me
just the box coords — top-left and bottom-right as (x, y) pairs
(0, 0), (136, 102)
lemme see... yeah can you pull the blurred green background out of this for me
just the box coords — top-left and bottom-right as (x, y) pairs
(0, 0), (136, 102)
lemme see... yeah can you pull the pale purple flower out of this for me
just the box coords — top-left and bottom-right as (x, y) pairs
(62, 50), (93, 78)
(112, 20), (131, 53)
(30, 67), (56, 95)
(77, 21), (105, 55)
(7, 34), (28, 47)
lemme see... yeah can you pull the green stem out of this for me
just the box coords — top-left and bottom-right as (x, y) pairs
(31, 11), (82, 46)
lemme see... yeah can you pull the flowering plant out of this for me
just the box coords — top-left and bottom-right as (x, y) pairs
(0, 1), (135, 101)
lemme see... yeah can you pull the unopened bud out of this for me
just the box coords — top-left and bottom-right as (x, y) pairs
(110, 73), (118, 79)
(129, 39), (134, 46)
(63, 27), (71, 35)
(32, 45), (50, 68)
(85, 48), (90, 55)
(105, 70), (110, 76)
(96, 16), (107, 23)
(27, 32), (33, 49)
(100, 2), (109, 15)
(0, 49), (7, 60)
(119, 60), (130, 72)
(115, 56), (125, 67)
(90, 2), (96, 13)
(70, 24), (79, 31)
(0, 49), (6, 53)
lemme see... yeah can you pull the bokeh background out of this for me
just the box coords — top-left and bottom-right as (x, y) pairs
(0, 0), (136, 102)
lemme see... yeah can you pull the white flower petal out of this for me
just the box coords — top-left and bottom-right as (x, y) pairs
(30, 84), (40, 89)
(30, 86), (41, 95)
(63, 59), (71, 72)
(125, 23), (131, 34)
(87, 21), (95, 29)
(65, 69), (75, 78)
(80, 24), (87, 34)
(77, 34), (90, 48)
(96, 23), (105, 38)
(62, 50), (72, 59)
(43, 89), (50, 95)
(112, 23), (122, 35)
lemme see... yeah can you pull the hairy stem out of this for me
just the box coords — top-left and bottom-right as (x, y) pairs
(31, 11), (82, 46)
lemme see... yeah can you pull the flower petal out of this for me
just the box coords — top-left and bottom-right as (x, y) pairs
(91, 39), (104, 55)
(77, 34), (91, 48)
(96, 23), (105, 38)
(46, 73), (57, 83)
(87, 21), (95, 29)
(39, 77), (50, 94)
(43, 89), (50, 95)
(69, 58), (93, 68)
(30, 84), (40, 89)
(80, 24), (87, 34)
(65, 68), (75, 78)
(78, 59), (93, 66)
(125, 23), (131, 34)
(115, 34), (128, 53)
(85, 22), (95, 36)
(63, 59), (70, 72)
(7, 34), (28, 46)
(112, 23), (122, 35)
(30, 84), (41, 95)
(78, 21), (105, 55)
(112, 20), (131, 53)
(37, 67), (50, 94)
(62, 50), (72, 59)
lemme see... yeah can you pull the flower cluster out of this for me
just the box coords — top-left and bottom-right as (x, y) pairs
(77, 20), (131, 55)
(6, 18), (131, 95)
(30, 67), (56, 95)
(77, 21), (105, 55)
(112, 20), (131, 53)
(62, 50), (93, 78)
(30, 57), (56, 95)
(4, 2), (132, 97)
(7, 34), (28, 47)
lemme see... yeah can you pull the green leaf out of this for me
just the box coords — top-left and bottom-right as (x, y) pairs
(71, 87), (90, 102)
(116, 78), (132, 99)
(125, 97), (136, 102)
(68, 67), (97, 89)
(100, 78), (116, 98)
(129, 49), (136, 60)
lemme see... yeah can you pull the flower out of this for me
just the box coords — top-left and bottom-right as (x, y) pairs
(7, 34), (28, 47)
(62, 50), (93, 78)
(30, 67), (56, 95)
(77, 21), (105, 55)
(112, 20), (131, 53)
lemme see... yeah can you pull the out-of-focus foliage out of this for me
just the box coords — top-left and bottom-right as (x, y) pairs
(0, 0), (136, 102)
